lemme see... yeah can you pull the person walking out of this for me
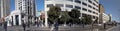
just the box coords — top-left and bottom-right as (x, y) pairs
(22, 22), (26, 31)
(4, 22), (7, 31)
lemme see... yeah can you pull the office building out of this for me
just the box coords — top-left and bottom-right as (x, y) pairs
(0, 0), (10, 19)
(0, 0), (10, 23)
(45, 0), (99, 27)
(8, 0), (36, 26)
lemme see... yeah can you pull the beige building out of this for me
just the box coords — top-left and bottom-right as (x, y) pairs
(99, 4), (111, 24)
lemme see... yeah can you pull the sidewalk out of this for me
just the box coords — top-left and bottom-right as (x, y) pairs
(0, 25), (115, 31)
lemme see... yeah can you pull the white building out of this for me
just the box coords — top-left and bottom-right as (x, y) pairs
(45, 0), (99, 27)
(7, 0), (36, 26)
(102, 13), (110, 23)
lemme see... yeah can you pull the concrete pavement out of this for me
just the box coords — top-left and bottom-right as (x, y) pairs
(0, 25), (116, 31)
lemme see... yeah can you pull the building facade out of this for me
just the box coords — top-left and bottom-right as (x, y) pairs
(45, 0), (99, 27)
(102, 13), (110, 23)
(0, 0), (10, 23)
(7, 0), (36, 26)
(0, 0), (10, 19)
(99, 4), (111, 24)
(99, 4), (105, 23)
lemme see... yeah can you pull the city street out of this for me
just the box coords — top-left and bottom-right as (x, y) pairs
(106, 25), (120, 31)
(0, 24), (116, 31)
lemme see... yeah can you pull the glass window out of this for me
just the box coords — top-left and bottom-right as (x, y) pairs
(88, 0), (92, 3)
(93, 16), (96, 19)
(75, 0), (81, 4)
(56, 4), (63, 7)
(88, 10), (92, 13)
(82, 8), (87, 11)
(93, 7), (94, 9)
(82, 2), (87, 6)
(88, 5), (92, 8)
(66, 4), (73, 8)
(66, 0), (73, 2)
(47, 4), (53, 7)
(93, 3), (96, 6)
(93, 12), (95, 14)
(75, 6), (81, 9)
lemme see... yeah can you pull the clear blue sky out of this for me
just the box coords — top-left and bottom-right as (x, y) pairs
(10, 0), (44, 11)
(100, 0), (120, 22)
(10, 0), (120, 22)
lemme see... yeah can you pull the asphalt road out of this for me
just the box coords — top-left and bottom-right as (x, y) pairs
(0, 25), (115, 31)
(107, 25), (120, 31)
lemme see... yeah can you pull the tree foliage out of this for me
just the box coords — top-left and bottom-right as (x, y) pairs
(81, 15), (92, 24)
(60, 11), (71, 24)
(68, 9), (80, 24)
(69, 9), (80, 18)
(47, 6), (61, 23)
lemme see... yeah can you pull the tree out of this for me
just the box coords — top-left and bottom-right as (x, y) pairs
(82, 15), (92, 24)
(47, 6), (61, 24)
(81, 15), (92, 28)
(69, 8), (80, 24)
(60, 11), (71, 26)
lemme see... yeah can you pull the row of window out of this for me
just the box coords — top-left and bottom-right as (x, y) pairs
(82, 13), (97, 19)
(88, 0), (98, 8)
(88, 10), (98, 15)
(47, 4), (98, 15)
(88, 4), (98, 11)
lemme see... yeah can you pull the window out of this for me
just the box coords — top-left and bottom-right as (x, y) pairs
(75, 6), (81, 9)
(94, 0), (98, 4)
(75, 0), (81, 4)
(93, 7), (95, 10)
(47, 4), (53, 7)
(56, 4), (63, 7)
(88, 0), (92, 3)
(93, 12), (95, 14)
(66, 0), (73, 2)
(88, 5), (92, 8)
(93, 16), (96, 19)
(93, 3), (96, 6)
(66, 4), (73, 8)
(82, 8), (87, 11)
(88, 10), (92, 13)
(82, 2), (87, 6)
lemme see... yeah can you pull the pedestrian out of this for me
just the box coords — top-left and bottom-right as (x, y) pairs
(4, 22), (7, 31)
(22, 22), (26, 31)
(54, 21), (59, 31)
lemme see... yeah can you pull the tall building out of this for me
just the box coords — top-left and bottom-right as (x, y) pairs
(99, 4), (105, 23)
(45, 0), (99, 27)
(8, 0), (36, 26)
(99, 4), (110, 24)
(0, 0), (10, 18)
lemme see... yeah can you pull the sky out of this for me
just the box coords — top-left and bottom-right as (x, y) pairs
(10, 0), (44, 11)
(10, 0), (120, 22)
(100, 0), (120, 22)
